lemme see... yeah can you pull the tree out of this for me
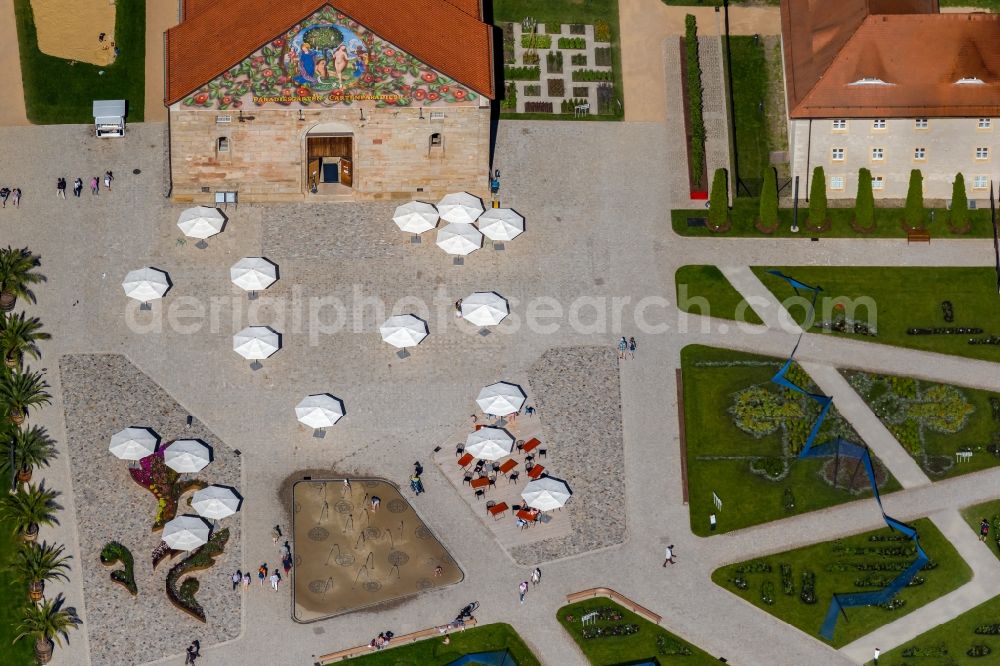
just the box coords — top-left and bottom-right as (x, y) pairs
(0, 312), (50, 368)
(13, 594), (80, 665)
(708, 168), (729, 230)
(759, 167), (778, 230)
(0, 367), (51, 425)
(0, 247), (44, 312)
(905, 169), (925, 228)
(809, 166), (827, 226)
(950, 173), (969, 230)
(0, 425), (58, 483)
(855, 168), (875, 230)
(0, 481), (61, 541)
(10, 541), (72, 602)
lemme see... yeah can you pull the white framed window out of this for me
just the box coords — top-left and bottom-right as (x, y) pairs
(976, 146), (989, 160)
(973, 175), (989, 189)
(830, 175), (845, 190)
(914, 118), (928, 129)
(832, 119), (847, 130)
(914, 147), (926, 160)
(873, 119), (886, 129)
(872, 176), (885, 190)
(979, 118), (992, 129)
(871, 147), (884, 160)
(215, 115), (232, 124)
(831, 148), (845, 161)
(429, 111), (446, 121)
(217, 137), (230, 153)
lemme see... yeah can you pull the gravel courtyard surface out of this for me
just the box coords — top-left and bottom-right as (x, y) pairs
(59, 354), (242, 666)
(510, 346), (626, 563)
(262, 202), (400, 260)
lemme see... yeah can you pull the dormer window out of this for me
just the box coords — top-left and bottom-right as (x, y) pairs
(956, 77), (985, 85)
(849, 77), (891, 86)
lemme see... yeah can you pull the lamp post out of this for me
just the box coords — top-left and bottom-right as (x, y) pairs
(791, 176), (800, 233)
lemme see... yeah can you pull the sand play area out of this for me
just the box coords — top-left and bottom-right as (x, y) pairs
(30, 0), (116, 66)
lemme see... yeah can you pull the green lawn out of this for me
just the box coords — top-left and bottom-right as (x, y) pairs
(557, 600), (720, 664)
(344, 623), (539, 666)
(844, 371), (1000, 479)
(12, 0), (145, 123)
(674, 265), (764, 324)
(672, 202), (995, 237)
(753, 266), (1000, 362)
(0, 473), (34, 666)
(661, 0), (780, 5)
(872, 592), (1000, 665)
(727, 36), (771, 195)
(682, 345), (900, 537)
(960, 500), (1000, 564)
(940, 0), (998, 8)
(712, 518), (972, 648)
(494, 0), (624, 120)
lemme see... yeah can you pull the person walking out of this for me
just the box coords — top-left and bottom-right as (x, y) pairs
(872, 647), (880, 665)
(231, 570), (242, 591)
(280, 540), (291, 560)
(628, 336), (637, 359)
(104, 170), (114, 190)
(980, 519), (990, 542)
(11, 188), (20, 207)
(0, 187), (9, 208)
(410, 474), (424, 495)
(258, 563), (268, 586)
(90, 176), (99, 195)
(663, 544), (676, 566)
(272, 524), (282, 544)
(269, 571), (280, 591)
(72, 178), (83, 197)
(184, 641), (200, 664)
(242, 572), (251, 589)
(530, 567), (541, 587)
(371, 496), (381, 512)
(57, 178), (66, 199)
(617, 337), (627, 360)
(518, 580), (528, 604)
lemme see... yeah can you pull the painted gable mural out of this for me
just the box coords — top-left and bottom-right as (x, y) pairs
(182, 5), (478, 110)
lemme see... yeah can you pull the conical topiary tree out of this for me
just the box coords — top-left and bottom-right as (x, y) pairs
(10, 541), (72, 602)
(950, 173), (969, 231)
(855, 168), (875, 231)
(0, 425), (59, 483)
(905, 169), (925, 229)
(808, 166), (828, 228)
(0, 312), (50, 369)
(759, 167), (779, 231)
(13, 594), (80, 665)
(0, 247), (44, 312)
(708, 168), (729, 231)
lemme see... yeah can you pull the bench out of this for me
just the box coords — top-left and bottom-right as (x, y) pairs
(907, 229), (931, 244)
(317, 618), (478, 663)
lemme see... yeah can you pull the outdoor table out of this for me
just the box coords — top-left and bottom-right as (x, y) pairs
(516, 509), (539, 523)
(488, 502), (509, 519)
(498, 459), (517, 475)
(527, 464), (545, 479)
(457, 453), (474, 468)
(470, 477), (490, 490)
(523, 438), (541, 453)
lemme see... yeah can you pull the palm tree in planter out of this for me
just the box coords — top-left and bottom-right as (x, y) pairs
(13, 593), (80, 665)
(0, 247), (45, 312)
(1, 425), (59, 483)
(1, 312), (50, 368)
(0, 368), (51, 425)
(0, 481), (61, 542)
(11, 541), (72, 602)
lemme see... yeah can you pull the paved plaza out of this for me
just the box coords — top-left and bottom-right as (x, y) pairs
(2, 3), (1000, 666)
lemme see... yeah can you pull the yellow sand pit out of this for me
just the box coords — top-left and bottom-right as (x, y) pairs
(30, 0), (116, 66)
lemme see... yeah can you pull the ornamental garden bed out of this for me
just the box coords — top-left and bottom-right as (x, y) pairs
(557, 600), (718, 665)
(674, 265), (764, 325)
(682, 345), (900, 536)
(344, 623), (540, 666)
(752, 266), (1000, 362)
(864, 578), (1000, 664)
(844, 371), (1000, 479)
(712, 518), (971, 647)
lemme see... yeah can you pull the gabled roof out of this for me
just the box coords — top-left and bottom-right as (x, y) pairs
(165, 0), (494, 104)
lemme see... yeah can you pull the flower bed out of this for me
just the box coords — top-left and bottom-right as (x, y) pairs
(595, 19), (611, 43)
(129, 450), (207, 529)
(547, 78), (565, 97)
(572, 69), (613, 82)
(560, 98), (588, 114)
(524, 102), (553, 113)
(595, 47), (612, 67)
(504, 65), (541, 81)
(524, 84), (541, 97)
(558, 37), (587, 49)
(581, 623), (639, 639)
(100, 541), (137, 595)
(571, 53), (587, 66)
(546, 51), (563, 74)
(521, 34), (552, 49)
(165, 528), (230, 623)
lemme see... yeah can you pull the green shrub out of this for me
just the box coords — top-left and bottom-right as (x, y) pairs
(571, 53), (587, 66)
(165, 528), (230, 622)
(100, 541), (137, 595)
(950, 173), (969, 231)
(521, 33), (552, 49)
(708, 168), (729, 230)
(809, 166), (827, 226)
(560, 98), (589, 114)
(571, 69), (613, 82)
(500, 81), (517, 110)
(558, 37), (587, 49)
(504, 65), (541, 81)
(685, 15), (706, 188)
(855, 168), (874, 230)
(546, 51), (563, 74)
(544, 21), (561, 34)
(905, 169), (925, 228)
(759, 167), (778, 230)
(595, 19), (612, 43)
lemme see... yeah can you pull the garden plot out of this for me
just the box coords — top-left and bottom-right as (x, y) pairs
(682, 345), (901, 536)
(844, 371), (1000, 479)
(712, 518), (971, 647)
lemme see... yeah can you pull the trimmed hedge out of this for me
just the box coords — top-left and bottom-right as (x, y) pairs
(950, 173), (969, 232)
(685, 15), (706, 189)
(759, 167), (778, 231)
(504, 65), (540, 81)
(100, 541), (137, 595)
(905, 169), (925, 228)
(855, 168), (875, 231)
(709, 168), (729, 230)
(809, 166), (828, 228)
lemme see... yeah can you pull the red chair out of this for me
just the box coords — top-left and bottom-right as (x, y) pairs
(457, 453), (474, 469)
(527, 464), (545, 479)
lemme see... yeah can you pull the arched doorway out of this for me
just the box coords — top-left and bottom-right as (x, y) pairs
(306, 122), (354, 195)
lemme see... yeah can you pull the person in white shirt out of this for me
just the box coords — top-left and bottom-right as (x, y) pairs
(663, 545), (676, 566)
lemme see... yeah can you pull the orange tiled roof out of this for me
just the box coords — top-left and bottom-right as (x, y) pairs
(165, 0), (494, 104)
(442, 0), (482, 18)
(182, 0), (216, 19)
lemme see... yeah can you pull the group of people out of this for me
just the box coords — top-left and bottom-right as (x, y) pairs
(0, 186), (21, 208)
(617, 336), (638, 360)
(367, 630), (395, 650)
(56, 171), (113, 199)
(517, 567), (543, 604)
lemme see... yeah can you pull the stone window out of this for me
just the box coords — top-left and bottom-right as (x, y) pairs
(429, 133), (443, 149)
(831, 148), (844, 161)
(871, 147), (884, 160)
(914, 118), (928, 129)
(914, 147), (926, 160)
(978, 118), (992, 129)
(973, 175), (989, 189)
(832, 119), (847, 131)
(872, 119), (886, 129)
(830, 175), (845, 190)
(976, 146), (989, 160)
(217, 137), (230, 153)
(872, 175), (884, 190)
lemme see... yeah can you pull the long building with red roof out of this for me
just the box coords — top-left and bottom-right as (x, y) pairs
(164, 0), (494, 201)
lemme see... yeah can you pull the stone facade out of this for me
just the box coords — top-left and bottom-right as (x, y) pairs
(789, 117), (999, 203)
(168, 99), (491, 202)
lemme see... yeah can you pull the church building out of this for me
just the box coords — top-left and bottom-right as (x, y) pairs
(164, 0), (495, 202)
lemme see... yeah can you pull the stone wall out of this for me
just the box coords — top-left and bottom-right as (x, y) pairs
(168, 101), (491, 202)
